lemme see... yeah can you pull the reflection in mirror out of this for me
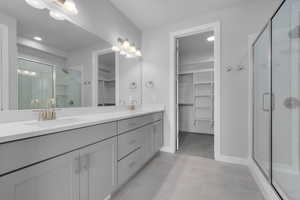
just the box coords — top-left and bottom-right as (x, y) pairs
(97, 52), (116, 106)
(0, 0), (142, 111)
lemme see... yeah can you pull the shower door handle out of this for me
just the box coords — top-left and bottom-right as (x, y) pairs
(262, 92), (271, 112)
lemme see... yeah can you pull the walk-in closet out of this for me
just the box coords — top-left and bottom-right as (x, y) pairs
(176, 31), (215, 159)
(98, 52), (116, 106)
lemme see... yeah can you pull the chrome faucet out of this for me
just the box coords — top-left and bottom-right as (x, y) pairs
(33, 98), (57, 121)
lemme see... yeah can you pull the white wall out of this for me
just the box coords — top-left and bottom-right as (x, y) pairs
(66, 42), (110, 107)
(118, 56), (142, 105)
(67, 0), (142, 47)
(142, 0), (280, 158)
(0, 12), (17, 110)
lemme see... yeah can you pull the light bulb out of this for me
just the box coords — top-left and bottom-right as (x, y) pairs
(25, 0), (46, 10)
(135, 50), (142, 57)
(49, 10), (65, 20)
(122, 40), (130, 48)
(207, 36), (215, 42)
(126, 54), (133, 58)
(63, 0), (78, 15)
(130, 45), (137, 53)
(112, 46), (120, 52)
(33, 36), (42, 41)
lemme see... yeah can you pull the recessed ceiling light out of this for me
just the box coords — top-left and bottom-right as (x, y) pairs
(33, 36), (42, 41)
(207, 36), (215, 42)
(25, 0), (46, 10)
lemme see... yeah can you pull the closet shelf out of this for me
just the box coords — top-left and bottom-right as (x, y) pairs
(194, 81), (213, 85)
(179, 68), (214, 75)
(194, 118), (212, 121)
(179, 103), (194, 106)
(195, 106), (211, 109)
(98, 79), (115, 82)
(180, 59), (214, 67)
(194, 95), (212, 97)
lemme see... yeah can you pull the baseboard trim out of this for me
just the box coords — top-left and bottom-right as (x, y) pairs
(104, 194), (111, 200)
(248, 159), (280, 200)
(160, 146), (174, 153)
(215, 155), (249, 165)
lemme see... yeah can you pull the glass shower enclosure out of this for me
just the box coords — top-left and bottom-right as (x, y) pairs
(18, 58), (82, 109)
(253, 0), (300, 199)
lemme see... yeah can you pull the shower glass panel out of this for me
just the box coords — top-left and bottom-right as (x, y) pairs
(18, 58), (54, 110)
(272, 0), (300, 199)
(253, 23), (271, 179)
(56, 68), (82, 108)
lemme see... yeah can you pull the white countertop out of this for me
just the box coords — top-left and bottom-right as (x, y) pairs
(0, 108), (164, 144)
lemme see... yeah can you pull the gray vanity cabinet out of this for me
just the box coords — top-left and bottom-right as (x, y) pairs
(0, 151), (80, 200)
(79, 138), (117, 200)
(0, 138), (117, 200)
(153, 120), (163, 152)
(0, 112), (163, 200)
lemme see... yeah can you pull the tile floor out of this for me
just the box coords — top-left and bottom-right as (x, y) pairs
(111, 152), (264, 200)
(177, 133), (214, 159)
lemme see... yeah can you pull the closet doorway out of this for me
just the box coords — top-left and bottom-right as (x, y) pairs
(97, 52), (116, 106)
(172, 24), (220, 159)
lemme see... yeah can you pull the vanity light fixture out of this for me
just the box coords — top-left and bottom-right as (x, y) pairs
(52, 0), (78, 15)
(49, 10), (65, 20)
(25, 0), (78, 21)
(207, 36), (215, 42)
(33, 36), (42, 41)
(25, 0), (47, 9)
(112, 38), (142, 58)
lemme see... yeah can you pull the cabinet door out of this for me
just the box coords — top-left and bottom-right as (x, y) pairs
(0, 151), (80, 200)
(143, 124), (155, 161)
(79, 138), (117, 200)
(153, 120), (163, 152)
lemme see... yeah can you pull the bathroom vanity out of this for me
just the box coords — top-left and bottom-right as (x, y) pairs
(0, 109), (163, 200)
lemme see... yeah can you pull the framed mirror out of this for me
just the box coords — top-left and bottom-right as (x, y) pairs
(0, 0), (142, 110)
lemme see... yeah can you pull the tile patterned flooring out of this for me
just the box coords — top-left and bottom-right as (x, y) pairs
(111, 152), (264, 200)
(177, 133), (214, 159)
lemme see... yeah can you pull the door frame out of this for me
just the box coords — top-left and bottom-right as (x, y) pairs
(169, 21), (221, 158)
(92, 49), (119, 107)
(0, 24), (9, 111)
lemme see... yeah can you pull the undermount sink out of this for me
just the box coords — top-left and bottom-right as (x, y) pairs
(25, 118), (81, 128)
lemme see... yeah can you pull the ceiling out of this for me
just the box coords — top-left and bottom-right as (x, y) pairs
(109, 0), (249, 29)
(179, 31), (214, 59)
(0, 0), (108, 52)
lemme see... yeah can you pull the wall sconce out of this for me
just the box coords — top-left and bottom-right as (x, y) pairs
(145, 81), (154, 88)
(112, 38), (142, 58)
(129, 82), (137, 89)
(225, 66), (233, 72)
(25, 0), (78, 21)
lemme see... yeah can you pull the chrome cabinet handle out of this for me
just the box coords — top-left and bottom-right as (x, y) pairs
(82, 154), (90, 171)
(74, 156), (80, 174)
(262, 92), (271, 112)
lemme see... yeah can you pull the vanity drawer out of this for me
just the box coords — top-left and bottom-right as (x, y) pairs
(118, 112), (163, 134)
(117, 148), (142, 186)
(118, 126), (145, 160)
(0, 122), (117, 176)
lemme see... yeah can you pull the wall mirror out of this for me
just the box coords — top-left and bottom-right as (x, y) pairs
(0, 0), (142, 111)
